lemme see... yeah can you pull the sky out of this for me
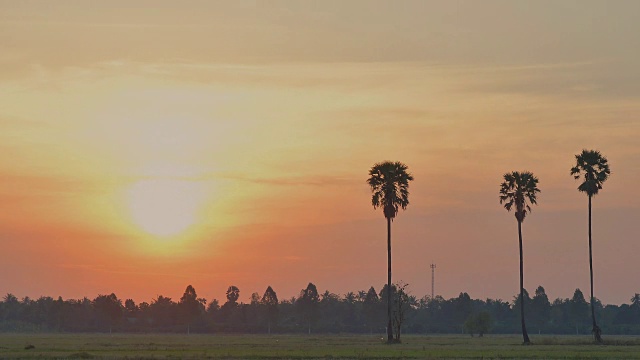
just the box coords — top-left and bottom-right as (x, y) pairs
(1, 0), (639, 305)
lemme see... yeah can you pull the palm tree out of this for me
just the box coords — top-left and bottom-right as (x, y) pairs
(367, 161), (413, 343)
(570, 149), (610, 343)
(499, 171), (540, 345)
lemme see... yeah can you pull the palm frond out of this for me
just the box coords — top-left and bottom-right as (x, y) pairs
(367, 161), (414, 220)
(571, 149), (610, 197)
(498, 171), (540, 222)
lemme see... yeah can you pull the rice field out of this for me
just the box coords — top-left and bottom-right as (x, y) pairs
(1, 333), (640, 359)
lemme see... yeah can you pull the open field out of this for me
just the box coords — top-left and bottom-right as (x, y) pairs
(1, 334), (640, 359)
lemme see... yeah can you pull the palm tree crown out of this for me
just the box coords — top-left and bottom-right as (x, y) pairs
(367, 161), (414, 220)
(570, 149), (610, 197)
(499, 171), (540, 222)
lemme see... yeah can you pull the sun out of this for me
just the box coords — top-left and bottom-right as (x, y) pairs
(126, 179), (205, 238)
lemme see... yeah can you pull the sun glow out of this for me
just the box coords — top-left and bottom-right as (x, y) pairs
(126, 179), (206, 238)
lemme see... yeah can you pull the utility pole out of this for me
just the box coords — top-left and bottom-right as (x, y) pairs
(430, 263), (436, 299)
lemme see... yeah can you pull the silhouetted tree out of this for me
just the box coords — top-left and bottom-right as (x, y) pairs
(261, 286), (278, 334)
(124, 299), (138, 327)
(530, 286), (551, 334)
(92, 293), (123, 333)
(2, 294), (19, 323)
(220, 286), (241, 329)
(453, 292), (474, 329)
(464, 311), (492, 337)
(367, 161), (413, 343)
(226, 286), (240, 305)
(297, 282), (320, 334)
(149, 295), (176, 328)
(124, 299), (137, 314)
(362, 287), (381, 333)
(392, 282), (410, 342)
(499, 171), (540, 344)
(205, 298), (220, 328)
(569, 288), (590, 334)
(571, 149), (610, 342)
(178, 285), (203, 334)
(629, 294), (640, 325)
(207, 299), (220, 314)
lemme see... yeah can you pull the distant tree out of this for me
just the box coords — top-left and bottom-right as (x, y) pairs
(250, 292), (261, 305)
(219, 286), (241, 329)
(124, 299), (136, 311)
(137, 301), (150, 326)
(571, 149), (610, 343)
(124, 298), (138, 322)
(512, 288), (531, 311)
(569, 289), (590, 334)
(179, 285), (203, 334)
(392, 282), (410, 342)
(453, 292), (474, 328)
(139, 301), (150, 311)
(367, 161), (413, 343)
(550, 297), (569, 330)
(261, 286), (278, 334)
(2, 294), (20, 323)
(149, 295), (177, 328)
(344, 292), (357, 304)
(379, 284), (395, 313)
(340, 292), (360, 330)
(629, 294), (640, 325)
(226, 286), (240, 306)
(3, 293), (18, 304)
(244, 292), (262, 330)
(464, 311), (492, 337)
(318, 290), (341, 331)
(205, 298), (220, 327)
(207, 299), (220, 313)
(362, 287), (381, 333)
(530, 286), (551, 334)
(499, 171), (540, 344)
(92, 293), (123, 333)
(297, 282), (320, 334)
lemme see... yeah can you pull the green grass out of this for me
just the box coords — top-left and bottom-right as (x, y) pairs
(1, 333), (640, 359)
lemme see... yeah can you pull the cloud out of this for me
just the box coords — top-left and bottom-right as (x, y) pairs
(215, 173), (354, 187)
(458, 59), (640, 100)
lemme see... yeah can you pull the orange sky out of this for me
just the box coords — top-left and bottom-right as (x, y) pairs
(1, 1), (639, 305)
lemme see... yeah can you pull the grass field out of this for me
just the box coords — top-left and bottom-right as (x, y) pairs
(1, 333), (640, 359)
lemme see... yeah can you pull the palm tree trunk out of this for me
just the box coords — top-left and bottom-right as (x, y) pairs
(518, 220), (530, 344)
(387, 216), (393, 343)
(589, 195), (602, 342)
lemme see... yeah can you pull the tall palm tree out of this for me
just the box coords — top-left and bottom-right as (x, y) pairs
(499, 171), (540, 345)
(367, 161), (413, 343)
(571, 149), (610, 343)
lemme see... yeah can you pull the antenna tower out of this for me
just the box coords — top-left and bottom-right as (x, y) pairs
(430, 263), (436, 299)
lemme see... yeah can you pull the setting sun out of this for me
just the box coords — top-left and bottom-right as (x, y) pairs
(126, 179), (205, 238)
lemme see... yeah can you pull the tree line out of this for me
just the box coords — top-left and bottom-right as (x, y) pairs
(1, 284), (639, 335)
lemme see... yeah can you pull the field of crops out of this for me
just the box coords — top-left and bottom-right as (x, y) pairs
(1, 333), (640, 359)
